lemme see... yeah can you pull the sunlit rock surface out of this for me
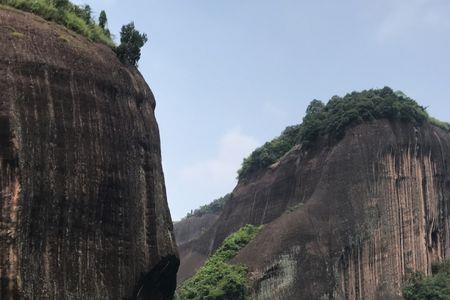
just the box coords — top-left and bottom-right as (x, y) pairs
(0, 7), (178, 299)
(178, 119), (450, 299)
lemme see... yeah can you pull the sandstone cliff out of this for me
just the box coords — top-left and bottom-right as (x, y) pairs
(177, 119), (450, 299)
(174, 213), (220, 247)
(0, 7), (178, 299)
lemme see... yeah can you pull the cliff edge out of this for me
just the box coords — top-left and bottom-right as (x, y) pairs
(177, 93), (450, 299)
(0, 7), (178, 299)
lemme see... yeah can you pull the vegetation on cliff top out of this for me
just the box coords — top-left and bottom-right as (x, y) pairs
(0, 0), (114, 46)
(1, 0), (148, 66)
(176, 224), (262, 300)
(238, 87), (450, 180)
(403, 260), (450, 300)
(115, 22), (148, 66)
(185, 194), (231, 219)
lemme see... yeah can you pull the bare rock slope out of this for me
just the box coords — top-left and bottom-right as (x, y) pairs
(0, 7), (178, 299)
(174, 214), (220, 247)
(178, 119), (450, 299)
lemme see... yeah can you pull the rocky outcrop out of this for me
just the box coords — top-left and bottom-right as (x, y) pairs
(178, 119), (450, 299)
(0, 7), (178, 299)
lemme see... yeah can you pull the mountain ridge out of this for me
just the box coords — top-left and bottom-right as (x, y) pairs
(176, 91), (450, 299)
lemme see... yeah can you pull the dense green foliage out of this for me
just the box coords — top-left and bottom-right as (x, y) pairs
(0, 0), (113, 46)
(176, 224), (263, 300)
(430, 117), (450, 132)
(237, 87), (447, 180)
(238, 125), (301, 180)
(403, 260), (450, 300)
(98, 10), (107, 29)
(185, 194), (231, 219)
(115, 22), (148, 66)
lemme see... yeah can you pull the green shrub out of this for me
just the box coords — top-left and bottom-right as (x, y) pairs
(176, 224), (263, 300)
(403, 260), (450, 300)
(115, 22), (148, 66)
(238, 125), (301, 179)
(185, 194), (231, 219)
(0, 0), (114, 46)
(237, 87), (445, 180)
(430, 117), (450, 132)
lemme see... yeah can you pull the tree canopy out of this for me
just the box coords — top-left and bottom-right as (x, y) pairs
(115, 22), (148, 66)
(99, 10), (107, 29)
(238, 87), (449, 180)
(403, 260), (450, 300)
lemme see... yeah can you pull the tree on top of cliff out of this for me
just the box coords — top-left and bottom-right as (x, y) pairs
(1, 0), (114, 46)
(238, 87), (449, 180)
(115, 22), (148, 66)
(2, 1), (150, 63)
(99, 10), (107, 29)
(301, 99), (325, 144)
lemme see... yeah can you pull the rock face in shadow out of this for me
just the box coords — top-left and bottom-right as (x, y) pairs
(174, 213), (220, 247)
(174, 213), (221, 283)
(0, 7), (178, 299)
(178, 119), (450, 299)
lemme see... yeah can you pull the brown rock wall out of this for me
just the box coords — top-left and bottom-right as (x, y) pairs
(0, 7), (178, 299)
(179, 119), (450, 299)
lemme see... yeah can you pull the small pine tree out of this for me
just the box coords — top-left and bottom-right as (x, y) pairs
(82, 5), (92, 24)
(99, 10), (107, 29)
(115, 22), (148, 66)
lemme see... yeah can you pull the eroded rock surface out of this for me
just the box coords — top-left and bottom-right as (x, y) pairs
(174, 213), (220, 246)
(178, 120), (450, 299)
(0, 7), (178, 299)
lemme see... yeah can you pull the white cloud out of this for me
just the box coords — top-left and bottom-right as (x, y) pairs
(377, 0), (450, 42)
(179, 130), (259, 187)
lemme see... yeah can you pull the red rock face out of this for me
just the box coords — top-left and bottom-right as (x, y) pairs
(174, 213), (220, 282)
(179, 120), (450, 299)
(0, 7), (178, 299)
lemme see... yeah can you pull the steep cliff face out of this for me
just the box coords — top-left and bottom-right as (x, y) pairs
(174, 213), (220, 246)
(0, 7), (178, 299)
(174, 213), (220, 283)
(178, 119), (450, 299)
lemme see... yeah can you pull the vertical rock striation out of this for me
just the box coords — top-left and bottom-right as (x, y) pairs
(0, 7), (178, 299)
(178, 119), (450, 299)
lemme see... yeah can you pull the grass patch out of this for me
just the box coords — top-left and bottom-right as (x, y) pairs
(238, 87), (447, 180)
(403, 260), (450, 300)
(176, 224), (263, 300)
(430, 117), (450, 132)
(10, 31), (24, 38)
(0, 0), (114, 47)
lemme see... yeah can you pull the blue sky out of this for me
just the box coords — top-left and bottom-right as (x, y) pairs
(74, 0), (450, 220)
